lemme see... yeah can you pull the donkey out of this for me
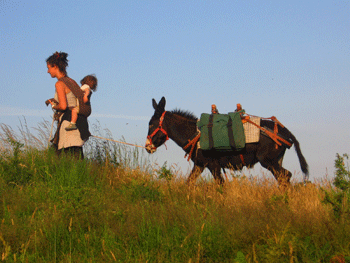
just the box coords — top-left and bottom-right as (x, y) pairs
(145, 97), (309, 185)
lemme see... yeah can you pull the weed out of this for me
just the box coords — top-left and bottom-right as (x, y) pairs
(157, 162), (174, 181)
(234, 251), (247, 263)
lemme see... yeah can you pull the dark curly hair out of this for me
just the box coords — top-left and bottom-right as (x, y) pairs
(80, 75), (98, 92)
(46, 51), (69, 75)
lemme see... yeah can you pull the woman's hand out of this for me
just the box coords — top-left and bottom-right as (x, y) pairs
(49, 99), (56, 109)
(45, 98), (58, 106)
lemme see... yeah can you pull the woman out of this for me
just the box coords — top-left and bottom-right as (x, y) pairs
(46, 51), (90, 158)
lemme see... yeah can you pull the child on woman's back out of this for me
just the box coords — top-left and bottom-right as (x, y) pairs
(65, 75), (98, 131)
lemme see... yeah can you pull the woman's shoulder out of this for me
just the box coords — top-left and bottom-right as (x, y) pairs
(55, 80), (67, 90)
(57, 77), (80, 92)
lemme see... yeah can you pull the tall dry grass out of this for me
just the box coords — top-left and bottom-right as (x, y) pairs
(0, 119), (349, 262)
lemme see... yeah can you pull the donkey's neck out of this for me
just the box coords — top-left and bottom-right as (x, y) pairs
(166, 113), (198, 151)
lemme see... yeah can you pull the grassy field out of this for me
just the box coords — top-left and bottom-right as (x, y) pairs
(0, 121), (349, 262)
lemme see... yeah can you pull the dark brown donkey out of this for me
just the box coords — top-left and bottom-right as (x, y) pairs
(145, 97), (309, 185)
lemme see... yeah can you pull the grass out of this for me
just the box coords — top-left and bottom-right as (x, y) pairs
(0, 120), (350, 262)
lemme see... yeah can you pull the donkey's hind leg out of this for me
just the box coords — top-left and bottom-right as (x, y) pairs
(186, 165), (204, 184)
(266, 163), (292, 188)
(272, 165), (292, 187)
(257, 143), (291, 187)
(259, 156), (292, 187)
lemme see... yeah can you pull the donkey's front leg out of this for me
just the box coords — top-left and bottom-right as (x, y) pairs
(208, 164), (225, 185)
(186, 165), (204, 184)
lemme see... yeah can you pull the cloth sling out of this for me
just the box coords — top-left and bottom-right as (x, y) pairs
(59, 77), (92, 117)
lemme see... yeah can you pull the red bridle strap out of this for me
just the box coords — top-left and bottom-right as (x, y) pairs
(147, 111), (169, 146)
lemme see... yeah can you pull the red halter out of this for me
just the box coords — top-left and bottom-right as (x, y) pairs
(147, 111), (169, 146)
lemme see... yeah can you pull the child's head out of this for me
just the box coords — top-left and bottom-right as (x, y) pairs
(81, 75), (98, 91)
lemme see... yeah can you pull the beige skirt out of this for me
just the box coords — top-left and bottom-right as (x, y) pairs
(58, 120), (85, 150)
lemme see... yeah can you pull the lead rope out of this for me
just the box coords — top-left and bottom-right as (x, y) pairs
(91, 135), (146, 148)
(46, 106), (145, 149)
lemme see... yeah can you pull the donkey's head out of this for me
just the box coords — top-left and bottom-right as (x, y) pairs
(145, 97), (169, 153)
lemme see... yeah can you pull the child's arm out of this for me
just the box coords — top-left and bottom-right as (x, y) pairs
(83, 89), (91, 103)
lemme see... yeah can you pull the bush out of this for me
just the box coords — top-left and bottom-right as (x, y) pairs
(323, 153), (350, 219)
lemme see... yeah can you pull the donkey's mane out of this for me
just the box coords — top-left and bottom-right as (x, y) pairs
(170, 108), (198, 121)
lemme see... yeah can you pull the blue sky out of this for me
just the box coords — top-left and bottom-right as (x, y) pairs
(1, 0), (349, 182)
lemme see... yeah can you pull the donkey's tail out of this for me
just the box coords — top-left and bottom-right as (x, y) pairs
(289, 132), (309, 179)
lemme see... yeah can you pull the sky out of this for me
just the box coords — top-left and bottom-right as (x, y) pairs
(0, 0), (349, 182)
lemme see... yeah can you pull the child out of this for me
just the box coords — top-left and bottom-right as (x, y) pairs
(65, 75), (98, 131)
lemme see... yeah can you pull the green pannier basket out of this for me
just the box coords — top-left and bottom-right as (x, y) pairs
(197, 111), (245, 151)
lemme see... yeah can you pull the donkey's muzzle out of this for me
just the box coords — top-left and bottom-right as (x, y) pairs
(145, 139), (157, 154)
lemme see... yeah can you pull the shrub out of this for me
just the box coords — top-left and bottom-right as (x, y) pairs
(323, 153), (350, 218)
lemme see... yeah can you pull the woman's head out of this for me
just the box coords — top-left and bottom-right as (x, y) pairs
(46, 52), (69, 76)
(81, 75), (98, 91)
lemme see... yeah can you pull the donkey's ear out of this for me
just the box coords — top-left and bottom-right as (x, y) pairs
(152, 98), (158, 110)
(158, 97), (166, 111)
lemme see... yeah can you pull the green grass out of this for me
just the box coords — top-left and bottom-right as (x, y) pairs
(0, 120), (350, 262)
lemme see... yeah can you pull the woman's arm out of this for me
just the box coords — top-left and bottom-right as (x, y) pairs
(51, 81), (68, 111)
